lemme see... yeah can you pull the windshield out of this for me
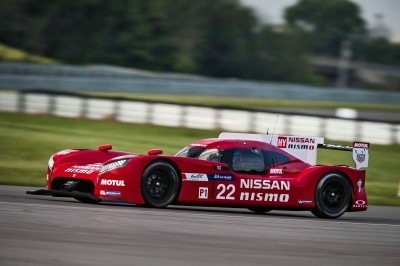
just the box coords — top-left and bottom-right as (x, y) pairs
(176, 147), (220, 161)
(175, 146), (206, 158)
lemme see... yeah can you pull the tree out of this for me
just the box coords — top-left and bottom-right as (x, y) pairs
(250, 27), (321, 84)
(41, 0), (175, 70)
(285, 0), (366, 56)
(194, 0), (257, 78)
(0, 0), (320, 84)
(356, 39), (400, 66)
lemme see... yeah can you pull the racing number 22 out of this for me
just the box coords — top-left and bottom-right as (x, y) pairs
(216, 184), (235, 200)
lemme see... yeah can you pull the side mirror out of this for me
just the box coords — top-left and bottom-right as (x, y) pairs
(148, 149), (163, 156)
(98, 144), (112, 152)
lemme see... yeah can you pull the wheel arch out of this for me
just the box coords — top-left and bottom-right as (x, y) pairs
(315, 170), (354, 207)
(144, 158), (182, 180)
(142, 158), (183, 202)
(312, 170), (354, 218)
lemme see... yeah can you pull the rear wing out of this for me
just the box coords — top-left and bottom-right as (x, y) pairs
(219, 132), (369, 170)
(318, 142), (370, 170)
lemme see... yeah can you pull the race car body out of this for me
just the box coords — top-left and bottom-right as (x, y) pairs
(27, 133), (370, 219)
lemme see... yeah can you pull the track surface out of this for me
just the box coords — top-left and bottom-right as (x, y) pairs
(0, 185), (399, 266)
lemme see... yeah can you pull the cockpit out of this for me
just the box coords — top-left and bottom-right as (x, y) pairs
(176, 146), (290, 174)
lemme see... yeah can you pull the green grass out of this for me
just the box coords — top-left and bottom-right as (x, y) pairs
(82, 92), (400, 112)
(0, 43), (57, 64)
(0, 111), (399, 206)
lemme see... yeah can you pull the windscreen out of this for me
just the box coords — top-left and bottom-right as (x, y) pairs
(175, 146), (206, 158)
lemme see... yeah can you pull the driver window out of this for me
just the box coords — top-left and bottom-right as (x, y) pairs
(198, 149), (220, 162)
(232, 148), (265, 173)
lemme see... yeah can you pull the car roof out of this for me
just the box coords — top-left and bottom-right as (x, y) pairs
(189, 138), (294, 154)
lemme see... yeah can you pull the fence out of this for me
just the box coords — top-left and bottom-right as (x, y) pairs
(0, 90), (399, 145)
(1, 62), (400, 104)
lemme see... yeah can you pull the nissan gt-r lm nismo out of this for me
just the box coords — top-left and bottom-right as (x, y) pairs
(27, 132), (370, 219)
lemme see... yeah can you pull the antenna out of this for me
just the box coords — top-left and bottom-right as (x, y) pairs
(270, 115), (279, 144)
(270, 115), (280, 168)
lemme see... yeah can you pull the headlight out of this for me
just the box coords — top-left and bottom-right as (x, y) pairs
(48, 155), (55, 171)
(100, 159), (131, 174)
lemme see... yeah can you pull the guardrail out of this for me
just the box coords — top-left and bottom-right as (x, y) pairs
(0, 90), (398, 145)
(1, 62), (400, 104)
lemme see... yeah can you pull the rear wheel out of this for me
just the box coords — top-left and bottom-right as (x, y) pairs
(140, 161), (180, 208)
(247, 207), (271, 214)
(311, 172), (352, 219)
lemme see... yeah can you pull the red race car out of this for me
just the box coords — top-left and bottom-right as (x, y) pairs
(27, 132), (370, 219)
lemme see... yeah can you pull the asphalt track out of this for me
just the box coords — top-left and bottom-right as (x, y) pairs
(0, 185), (399, 266)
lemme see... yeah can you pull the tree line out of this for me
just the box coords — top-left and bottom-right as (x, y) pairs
(0, 0), (399, 85)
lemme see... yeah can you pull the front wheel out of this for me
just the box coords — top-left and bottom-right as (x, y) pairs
(140, 161), (180, 208)
(311, 172), (352, 219)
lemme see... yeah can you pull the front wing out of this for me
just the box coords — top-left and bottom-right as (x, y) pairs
(27, 189), (101, 202)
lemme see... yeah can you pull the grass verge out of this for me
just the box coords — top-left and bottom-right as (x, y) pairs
(0, 111), (399, 206)
(0, 43), (56, 64)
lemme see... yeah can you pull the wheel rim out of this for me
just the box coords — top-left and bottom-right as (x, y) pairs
(145, 170), (170, 200)
(321, 181), (345, 210)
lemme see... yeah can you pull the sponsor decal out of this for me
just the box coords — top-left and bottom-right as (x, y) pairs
(353, 142), (369, 149)
(287, 144), (315, 150)
(239, 179), (290, 202)
(208, 174), (235, 181)
(185, 173), (208, 181)
(191, 143), (207, 147)
(199, 187), (208, 199)
(298, 200), (313, 204)
(353, 199), (367, 208)
(277, 137), (287, 148)
(239, 192), (289, 202)
(288, 137), (316, 144)
(269, 168), (283, 175)
(240, 179), (290, 190)
(277, 136), (316, 150)
(213, 181), (290, 202)
(65, 168), (93, 174)
(357, 154), (365, 163)
(65, 164), (102, 175)
(100, 190), (121, 197)
(357, 179), (363, 193)
(100, 179), (125, 186)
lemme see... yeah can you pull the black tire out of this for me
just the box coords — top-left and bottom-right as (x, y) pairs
(73, 197), (98, 204)
(140, 161), (180, 208)
(311, 172), (352, 219)
(248, 207), (272, 214)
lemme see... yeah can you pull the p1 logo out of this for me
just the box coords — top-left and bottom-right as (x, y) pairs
(199, 187), (208, 199)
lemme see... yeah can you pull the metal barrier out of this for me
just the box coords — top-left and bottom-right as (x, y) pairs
(1, 62), (400, 104)
(0, 90), (398, 145)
